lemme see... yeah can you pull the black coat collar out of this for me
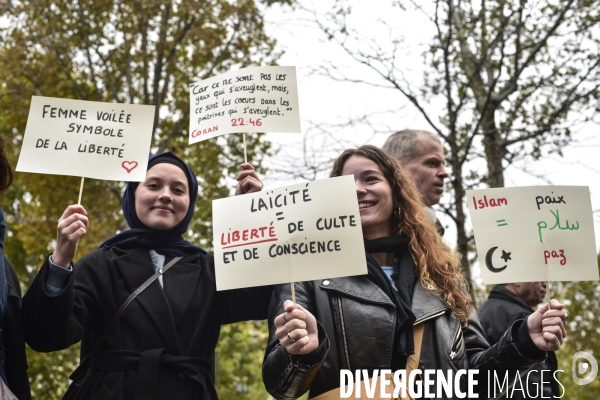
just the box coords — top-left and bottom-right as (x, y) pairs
(319, 273), (449, 323)
(488, 284), (534, 312)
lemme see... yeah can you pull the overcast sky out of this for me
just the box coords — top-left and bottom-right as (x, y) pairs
(261, 1), (600, 267)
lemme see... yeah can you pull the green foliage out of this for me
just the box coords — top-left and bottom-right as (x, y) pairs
(0, 0), (293, 398)
(215, 320), (270, 399)
(25, 346), (80, 399)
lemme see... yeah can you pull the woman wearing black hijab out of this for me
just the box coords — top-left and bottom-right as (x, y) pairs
(23, 152), (270, 400)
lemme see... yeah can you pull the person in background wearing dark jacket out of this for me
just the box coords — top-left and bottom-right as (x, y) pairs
(0, 136), (32, 399)
(262, 145), (568, 400)
(478, 282), (560, 398)
(23, 152), (270, 399)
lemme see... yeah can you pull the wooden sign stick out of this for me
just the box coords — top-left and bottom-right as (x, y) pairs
(291, 282), (296, 304)
(72, 176), (86, 261)
(77, 177), (85, 204)
(243, 133), (248, 163)
(547, 281), (552, 310)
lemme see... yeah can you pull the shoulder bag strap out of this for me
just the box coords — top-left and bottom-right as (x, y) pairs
(86, 256), (183, 360)
(405, 322), (425, 375)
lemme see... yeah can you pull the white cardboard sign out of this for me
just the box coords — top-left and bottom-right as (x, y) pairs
(189, 66), (301, 143)
(467, 186), (598, 284)
(212, 175), (367, 290)
(16, 96), (155, 182)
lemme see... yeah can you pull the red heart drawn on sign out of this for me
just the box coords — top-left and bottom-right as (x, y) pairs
(122, 161), (138, 173)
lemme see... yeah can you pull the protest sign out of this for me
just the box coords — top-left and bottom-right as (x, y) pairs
(467, 186), (598, 284)
(189, 66), (301, 143)
(16, 96), (155, 182)
(212, 175), (367, 291)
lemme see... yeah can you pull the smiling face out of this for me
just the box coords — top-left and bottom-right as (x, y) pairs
(134, 163), (190, 230)
(402, 135), (448, 206)
(342, 155), (394, 239)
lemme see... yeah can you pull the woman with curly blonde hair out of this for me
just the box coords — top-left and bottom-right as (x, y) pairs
(263, 145), (567, 399)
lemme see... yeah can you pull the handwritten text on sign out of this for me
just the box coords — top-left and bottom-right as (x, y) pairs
(212, 175), (367, 290)
(189, 66), (301, 143)
(16, 96), (155, 182)
(467, 186), (598, 284)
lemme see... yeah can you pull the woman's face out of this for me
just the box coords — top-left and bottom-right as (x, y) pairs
(342, 155), (394, 239)
(135, 163), (190, 230)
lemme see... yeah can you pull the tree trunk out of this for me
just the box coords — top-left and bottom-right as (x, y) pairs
(449, 146), (474, 299)
(481, 109), (506, 188)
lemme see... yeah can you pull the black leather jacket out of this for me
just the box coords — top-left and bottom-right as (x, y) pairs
(263, 270), (545, 399)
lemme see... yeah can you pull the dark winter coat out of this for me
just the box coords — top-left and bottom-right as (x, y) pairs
(478, 285), (560, 399)
(4, 257), (31, 400)
(263, 255), (546, 400)
(22, 247), (271, 400)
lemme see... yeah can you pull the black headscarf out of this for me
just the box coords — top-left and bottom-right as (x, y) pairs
(99, 152), (206, 257)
